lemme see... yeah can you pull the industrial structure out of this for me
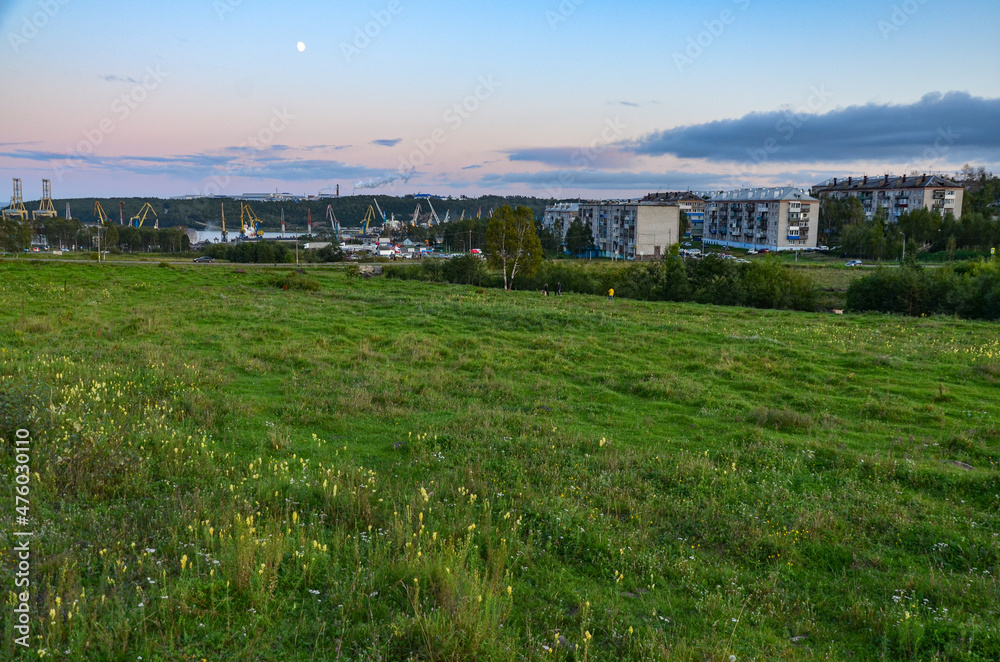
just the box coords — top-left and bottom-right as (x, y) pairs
(811, 174), (964, 221)
(94, 201), (112, 225)
(3, 179), (28, 221)
(239, 203), (263, 238)
(130, 202), (158, 229)
(703, 187), (819, 252)
(32, 179), (57, 220)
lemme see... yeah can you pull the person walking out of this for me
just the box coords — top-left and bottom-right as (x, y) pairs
(608, 288), (614, 301)
(556, 281), (562, 296)
(542, 283), (549, 296)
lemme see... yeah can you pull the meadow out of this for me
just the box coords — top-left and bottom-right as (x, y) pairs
(0, 261), (998, 661)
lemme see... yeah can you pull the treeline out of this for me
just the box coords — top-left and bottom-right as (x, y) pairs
(819, 168), (1000, 259)
(847, 260), (1000, 320)
(833, 207), (999, 261)
(50, 194), (557, 232)
(201, 241), (344, 264)
(388, 254), (819, 312)
(0, 217), (190, 253)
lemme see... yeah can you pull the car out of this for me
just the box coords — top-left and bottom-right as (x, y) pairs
(845, 259), (863, 267)
(682, 242), (692, 247)
(193, 256), (214, 263)
(747, 249), (758, 255)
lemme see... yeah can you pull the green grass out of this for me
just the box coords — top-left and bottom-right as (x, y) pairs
(1, 261), (998, 661)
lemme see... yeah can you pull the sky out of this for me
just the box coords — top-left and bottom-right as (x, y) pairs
(1, 0), (999, 201)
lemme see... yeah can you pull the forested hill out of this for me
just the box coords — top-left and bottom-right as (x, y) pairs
(45, 195), (560, 230)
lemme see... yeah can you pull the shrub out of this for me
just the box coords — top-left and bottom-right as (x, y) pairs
(263, 271), (320, 291)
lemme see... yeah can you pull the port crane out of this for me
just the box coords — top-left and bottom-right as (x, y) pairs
(130, 202), (158, 229)
(240, 203), (263, 238)
(425, 198), (441, 226)
(372, 198), (387, 224)
(94, 201), (111, 225)
(326, 205), (341, 242)
(2, 178), (28, 221)
(220, 203), (228, 242)
(32, 179), (57, 220)
(361, 205), (379, 236)
(411, 204), (421, 226)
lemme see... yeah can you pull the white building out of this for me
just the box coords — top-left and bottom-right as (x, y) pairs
(704, 188), (819, 252)
(578, 200), (681, 260)
(811, 174), (964, 221)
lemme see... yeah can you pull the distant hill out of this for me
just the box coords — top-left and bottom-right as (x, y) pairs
(45, 195), (562, 231)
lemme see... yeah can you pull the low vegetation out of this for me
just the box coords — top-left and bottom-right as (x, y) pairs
(0, 261), (998, 661)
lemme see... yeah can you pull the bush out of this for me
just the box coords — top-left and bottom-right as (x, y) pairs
(847, 260), (1000, 320)
(263, 271), (321, 291)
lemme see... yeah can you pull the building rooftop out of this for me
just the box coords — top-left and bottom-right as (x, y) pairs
(813, 174), (962, 192)
(641, 191), (706, 203)
(709, 187), (818, 203)
(544, 202), (581, 212)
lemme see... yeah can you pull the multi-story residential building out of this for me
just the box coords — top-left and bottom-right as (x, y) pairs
(578, 200), (680, 260)
(541, 202), (580, 243)
(811, 174), (964, 221)
(704, 187), (819, 252)
(640, 191), (707, 238)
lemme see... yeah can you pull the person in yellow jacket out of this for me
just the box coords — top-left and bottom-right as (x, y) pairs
(608, 288), (614, 301)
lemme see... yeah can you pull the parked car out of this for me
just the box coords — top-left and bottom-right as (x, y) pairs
(747, 249), (758, 255)
(193, 256), (214, 263)
(682, 242), (692, 247)
(845, 259), (863, 267)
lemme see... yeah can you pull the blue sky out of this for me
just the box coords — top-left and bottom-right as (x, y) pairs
(1, 0), (998, 200)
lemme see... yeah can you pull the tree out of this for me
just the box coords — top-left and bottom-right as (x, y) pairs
(564, 218), (594, 256)
(486, 205), (542, 290)
(0, 217), (32, 253)
(679, 210), (690, 238)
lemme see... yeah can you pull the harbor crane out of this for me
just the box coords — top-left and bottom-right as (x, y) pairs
(130, 202), (158, 229)
(240, 203), (263, 238)
(425, 198), (441, 226)
(32, 179), (57, 220)
(373, 198), (388, 224)
(221, 203), (228, 242)
(119, 202), (126, 226)
(411, 204), (421, 226)
(326, 205), (341, 242)
(2, 178), (28, 221)
(361, 205), (378, 236)
(94, 201), (111, 225)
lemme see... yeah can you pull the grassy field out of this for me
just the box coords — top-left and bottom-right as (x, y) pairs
(1, 261), (998, 661)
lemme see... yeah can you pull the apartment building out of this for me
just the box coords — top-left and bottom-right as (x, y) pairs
(640, 191), (707, 238)
(811, 174), (964, 221)
(541, 202), (580, 243)
(578, 200), (680, 260)
(704, 187), (819, 252)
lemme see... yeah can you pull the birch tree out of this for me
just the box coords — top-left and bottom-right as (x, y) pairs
(486, 205), (542, 290)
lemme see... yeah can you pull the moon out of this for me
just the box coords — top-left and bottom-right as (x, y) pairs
(297, 41), (306, 52)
